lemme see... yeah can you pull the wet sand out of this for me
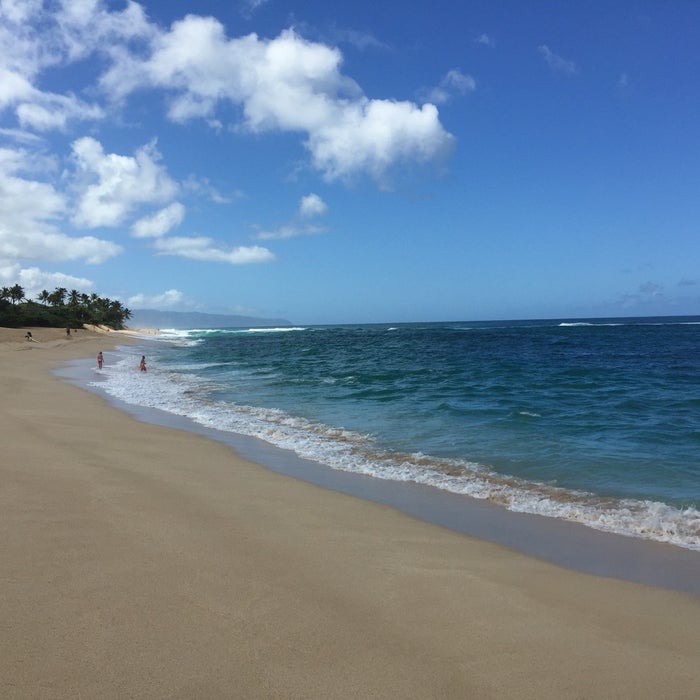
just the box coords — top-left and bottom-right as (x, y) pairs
(2, 326), (699, 699)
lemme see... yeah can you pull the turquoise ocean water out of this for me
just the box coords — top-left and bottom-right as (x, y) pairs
(91, 316), (700, 550)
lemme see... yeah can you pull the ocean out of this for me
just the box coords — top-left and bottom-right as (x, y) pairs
(89, 316), (700, 552)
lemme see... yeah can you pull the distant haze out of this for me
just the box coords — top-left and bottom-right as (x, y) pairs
(128, 310), (292, 330)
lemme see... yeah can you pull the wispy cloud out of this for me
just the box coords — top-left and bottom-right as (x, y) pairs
(153, 236), (274, 264)
(254, 193), (328, 240)
(131, 202), (186, 238)
(473, 33), (495, 48)
(239, 0), (270, 20)
(422, 69), (476, 105)
(538, 44), (577, 75)
(255, 224), (326, 241)
(330, 27), (389, 52)
(639, 281), (663, 297)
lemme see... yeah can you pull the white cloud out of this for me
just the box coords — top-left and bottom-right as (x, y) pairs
(127, 288), (186, 309)
(131, 202), (186, 238)
(474, 34), (495, 48)
(71, 137), (179, 228)
(299, 193), (327, 217)
(0, 67), (34, 108)
(538, 45), (577, 75)
(0, 0), (44, 25)
(0, 223), (120, 265)
(255, 223), (325, 241)
(54, 0), (156, 63)
(329, 27), (389, 52)
(240, 0), (270, 18)
(183, 175), (242, 204)
(308, 99), (453, 182)
(0, 146), (121, 265)
(0, 264), (94, 300)
(0, 0), (152, 133)
(16, 92), (104, 131)
(153, 236), (275, 264)
(424, 69), (476, 104)
(99, 21), (453, 182)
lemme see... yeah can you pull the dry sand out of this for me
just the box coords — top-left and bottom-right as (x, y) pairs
(2, 326), (699, 699)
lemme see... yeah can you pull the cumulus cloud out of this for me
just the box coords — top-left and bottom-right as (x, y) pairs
(0, 146), (121, 265)
(71, 137), (179, 228)
(98, 21), (453, 182)
(131, 202), (186, 238)
(308, 99), (452, 182)
(126, 288), (186, 308)
(0, 264), (94, 301)
(153, 236), (275, 264)
(3, 6), (453, 182)
(538, 45), (577, 75)
(299, 193), (327, 217)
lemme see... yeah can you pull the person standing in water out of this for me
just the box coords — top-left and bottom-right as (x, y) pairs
(139, 355), (147, 372)
(97, 351), (103, 369)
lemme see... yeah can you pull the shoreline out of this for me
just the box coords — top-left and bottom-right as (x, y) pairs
(67, 350), (700, 597)
(68, 331), (700, 596)
(2, 327), (700, 698)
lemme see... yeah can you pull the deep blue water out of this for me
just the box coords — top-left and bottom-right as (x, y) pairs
(94, 316), (700, 549)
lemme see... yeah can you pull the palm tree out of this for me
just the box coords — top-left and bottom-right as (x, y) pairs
(68, 289), (80, 306)
(48, 287), (67, 306)
(9, 284), (25, 304)
(37, 289), (50, 305)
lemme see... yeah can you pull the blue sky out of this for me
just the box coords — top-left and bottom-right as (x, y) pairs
(1, 0), (699, 324)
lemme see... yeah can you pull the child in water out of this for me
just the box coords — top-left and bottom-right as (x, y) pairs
(97, 351), (103, 369)
(139, 355), (147, 372)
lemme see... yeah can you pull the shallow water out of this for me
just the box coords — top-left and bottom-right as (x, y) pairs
(90, 316), (700, 550)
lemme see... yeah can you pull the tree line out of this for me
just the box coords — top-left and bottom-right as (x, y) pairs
(0, 284), (132, 329)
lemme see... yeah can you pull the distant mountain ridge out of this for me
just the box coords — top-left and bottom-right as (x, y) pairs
(128, 309), (292, 330)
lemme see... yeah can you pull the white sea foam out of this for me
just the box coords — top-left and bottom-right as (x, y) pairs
(91, 353), (700, 552)
(558, 322), (622, 327)
(246, 327), (307, 333)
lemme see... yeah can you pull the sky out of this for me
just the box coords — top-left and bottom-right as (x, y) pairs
(1, 0), (699, 325)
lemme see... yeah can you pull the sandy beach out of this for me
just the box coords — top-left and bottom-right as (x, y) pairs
(2, 327), (699, 699)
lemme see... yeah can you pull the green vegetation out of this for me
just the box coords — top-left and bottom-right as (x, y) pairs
(0, 284), (131, 330)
